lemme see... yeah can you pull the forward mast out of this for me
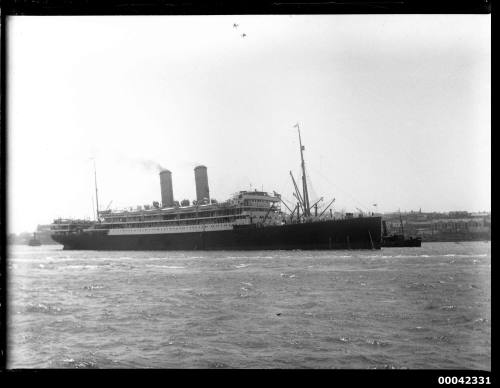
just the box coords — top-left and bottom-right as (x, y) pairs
(293, 123), (311, 217)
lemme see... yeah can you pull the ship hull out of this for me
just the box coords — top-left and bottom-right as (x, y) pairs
(52, 217), (382, 251)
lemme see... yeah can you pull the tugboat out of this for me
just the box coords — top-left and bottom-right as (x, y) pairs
(381, 214), (422, 248)
(28, 232), (42, 246)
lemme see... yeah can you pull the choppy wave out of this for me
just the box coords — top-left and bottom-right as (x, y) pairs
(7, 241), (491, 370)
(83, 284), (105, 290)
(24, 303), (64, 315)
(144, 265), (186, 269)
(59, 358), (98, 368)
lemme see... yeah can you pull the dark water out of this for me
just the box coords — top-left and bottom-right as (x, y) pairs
(7, 242), (490, 369)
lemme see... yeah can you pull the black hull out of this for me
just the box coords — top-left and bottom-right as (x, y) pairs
(52, 217), (382, 251)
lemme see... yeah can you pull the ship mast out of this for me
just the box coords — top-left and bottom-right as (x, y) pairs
(93, 159), (100, 222)
(399, 210), (405, 237)
(295, 123), (310, 217)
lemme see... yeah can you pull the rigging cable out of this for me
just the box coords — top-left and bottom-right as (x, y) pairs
(307, 163), (372, 214)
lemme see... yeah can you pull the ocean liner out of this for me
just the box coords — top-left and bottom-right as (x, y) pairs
(51, 126), (382, 250)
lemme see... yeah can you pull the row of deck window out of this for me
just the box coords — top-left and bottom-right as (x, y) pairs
(114, 223), (233, 232)
(103, 208), (270, 224)
(103, 216), (246, 229)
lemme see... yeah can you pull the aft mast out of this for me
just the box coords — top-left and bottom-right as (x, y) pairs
(93, 159), (100, 222)
(294, 123), (311, 217)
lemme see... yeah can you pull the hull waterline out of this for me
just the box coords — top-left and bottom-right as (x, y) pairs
(52, 217), (382, 251)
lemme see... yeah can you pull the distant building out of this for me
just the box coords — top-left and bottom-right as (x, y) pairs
(8, 232), (32, 245)
(8, 225), (60, 245)
(36, 224), (59, 244)
(383, 211), (490, 242)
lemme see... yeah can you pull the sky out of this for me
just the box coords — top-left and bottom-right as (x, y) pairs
(7, 15), (491, 234)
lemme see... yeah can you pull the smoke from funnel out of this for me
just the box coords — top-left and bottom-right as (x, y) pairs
(133, 158), (166, 172)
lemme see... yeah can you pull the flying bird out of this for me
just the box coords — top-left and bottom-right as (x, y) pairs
(241, 33), (246, 38)
(233, 23), (239, 28)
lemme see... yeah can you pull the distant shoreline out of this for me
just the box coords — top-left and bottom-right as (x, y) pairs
(7, 240), (490, 248)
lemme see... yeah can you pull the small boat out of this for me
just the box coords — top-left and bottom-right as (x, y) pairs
(382, 233), (422, 247)
(381, 218), (422, 248)
(28, 232), (42, 246)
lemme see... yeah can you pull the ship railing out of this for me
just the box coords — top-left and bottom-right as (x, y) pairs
(103, 201), (239, 216)
(100, 207), (276, 224)
(52, 218), (95, 225)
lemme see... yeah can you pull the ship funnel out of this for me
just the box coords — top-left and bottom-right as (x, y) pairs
(159, 169), (174, 208)
(194, 165), (210, 204)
